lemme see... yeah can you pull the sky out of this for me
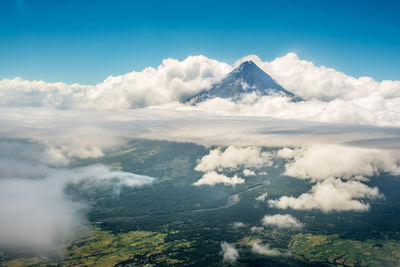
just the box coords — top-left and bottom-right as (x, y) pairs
(1, 0), (399, 84)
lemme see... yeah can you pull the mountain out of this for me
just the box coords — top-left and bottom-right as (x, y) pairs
(187, 60), (301, 103)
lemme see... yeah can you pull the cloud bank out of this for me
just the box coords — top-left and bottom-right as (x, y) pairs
(0, 140), (154, 253)
(1, 53), (400, 126)
(0, 56), (230, 109)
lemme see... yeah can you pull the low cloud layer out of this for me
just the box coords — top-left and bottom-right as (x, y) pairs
(0, 140), (154, 253)
(261, 214), (304, 229)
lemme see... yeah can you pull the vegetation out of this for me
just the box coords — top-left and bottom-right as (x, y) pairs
(1, 139), (399, 266)
(289, 233), (400, 266)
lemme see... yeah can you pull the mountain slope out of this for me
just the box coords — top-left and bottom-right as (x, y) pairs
(187, 60), (301, 103)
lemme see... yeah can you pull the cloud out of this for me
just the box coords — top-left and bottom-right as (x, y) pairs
(220, 242), (239, 264)
(193, 146), (271, 186)
(237, 53), (400, 101)
(0, 177), (86, 252)
(195, 146), (272, 172)
(276, 147), (297, 159)
(251, 240), (280, 256)
(261, 214), (303, 229)
(271, 144), (397, 212)
(243, 169), (256, 176)
(255, 192), (268, 202)
(1, 53), (400, 126)
(269, 178), (382, 212)
(0, 52), (399, 258)
(0, 140), (154, 253)
(232, 222), (246, 229)
(282, 144), (400, 182)
(193, 171), (244, 186)
(0, 56), (231, 109)
(189, 93), (400, 126)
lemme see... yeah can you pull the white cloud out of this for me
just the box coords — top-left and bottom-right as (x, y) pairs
(193, 171), (244, 186)
(269, 178), (382, 212)
(276, 147), (297, 159)
(0, 56), (231, 109)
(261, 214), (303, 229)
(271, 144), (398, 212)
(220, 242), (239, 263)
(0, 178), (85, 251)
(0, 140), (155, 252)
(282, 144), (400, 182)
(232, 222), (245, 229)
(1, 53), (400, 126)
(243, 169), (256, 176)
(255, 192), (268, 202)
(195, 146), (272, 172)
(190, 93), (400, 126)
(251, 240), (280, 256)
(237, 53), (400, 101)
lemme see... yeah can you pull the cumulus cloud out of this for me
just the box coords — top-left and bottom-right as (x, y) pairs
(261, 214), (303, 229)
(269, 179), (382, 212)
(193, 171), (244, 186)
(269, 144), (399, 212)
(193, 146), (271, 186)
(220, 242), (239, 263)
(0, 56), (231, 109)
(243, 169), (256, 176)
(1, 53), (400, 126)
(251, 240), (280, 256)
(232, 222), (246, 229)
(237, 53), (400, 101)
(255, 192), (268, 202)
(195, 146), (272, 172)
(276, 147), (297, 159)
(282, 144), (400, 182)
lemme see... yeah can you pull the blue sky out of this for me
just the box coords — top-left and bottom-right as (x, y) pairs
(1, 0), (399, 84)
